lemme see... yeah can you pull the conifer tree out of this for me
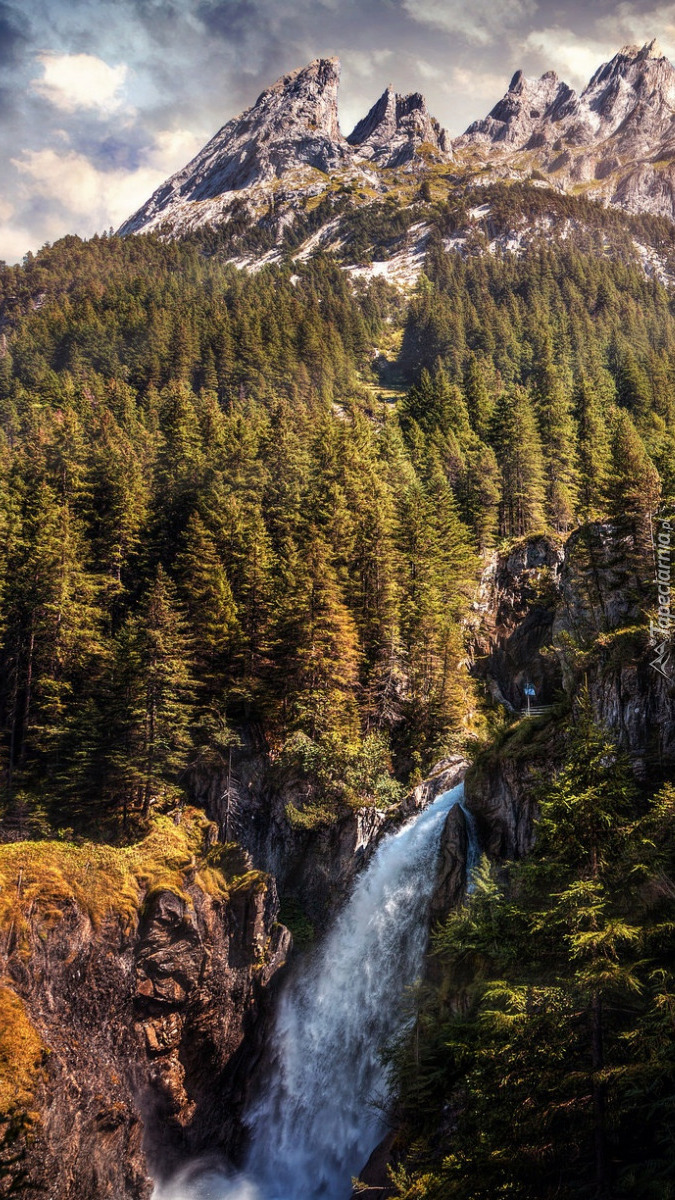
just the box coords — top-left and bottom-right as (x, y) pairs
(607, 410), (661, 561)
(490, 386), (547, 537)
(108, 567), (195, 816)
(575, 375), (612, 520)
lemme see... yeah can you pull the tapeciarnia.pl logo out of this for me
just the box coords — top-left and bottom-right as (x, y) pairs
(650, 516), (674, 681)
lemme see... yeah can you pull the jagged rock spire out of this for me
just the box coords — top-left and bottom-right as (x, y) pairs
(348, 84), (449, 165)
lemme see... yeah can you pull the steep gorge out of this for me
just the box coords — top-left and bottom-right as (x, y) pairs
(4, 520), (669, 1198)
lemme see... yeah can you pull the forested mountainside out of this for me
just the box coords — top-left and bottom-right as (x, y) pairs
(0, 171), (675, 1196)
(0, 221), (672, 835)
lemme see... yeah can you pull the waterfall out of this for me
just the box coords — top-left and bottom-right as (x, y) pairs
(156, 783), (478, 1200)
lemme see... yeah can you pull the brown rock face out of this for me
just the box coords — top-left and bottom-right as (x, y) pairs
(429, 802), (471, 923)
(473, 534), (565, 712)
(7, 860), (290, 1198)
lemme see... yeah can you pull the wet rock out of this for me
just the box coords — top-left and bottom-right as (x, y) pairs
(188, 744), (469, 932)
(408, 754), (469, 815)
(7, 861), (289, 1199)
(429, 803), (471, 923)
(351, 1129), (398, 1198)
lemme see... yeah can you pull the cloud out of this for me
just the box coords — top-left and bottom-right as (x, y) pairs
(0, 1), (28, 66)
(599, 3), (675, 60)
(9, 125), (204, 249)
(32, 52), (129, 114)
(523, 28), (612, 85)
(402, 0), (537, 45)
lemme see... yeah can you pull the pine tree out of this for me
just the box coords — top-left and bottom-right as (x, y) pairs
(607, 410), (661, 562)
(174, 513), (239, 692)
(107, 567), (195, 817)
(490, 386), (547, 537)
(575, 375), (612, 520)
(395, 702), (657, 1200)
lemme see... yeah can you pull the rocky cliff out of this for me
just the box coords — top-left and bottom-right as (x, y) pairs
(188, 739), (468, 932)
(347, 86), (450, 167)
(464, 521), (675, 860)
(0, 810), (290, 1198)
(119, 58), (356, 238)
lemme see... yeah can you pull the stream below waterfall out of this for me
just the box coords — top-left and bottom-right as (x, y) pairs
(156, 783), (479, 1200)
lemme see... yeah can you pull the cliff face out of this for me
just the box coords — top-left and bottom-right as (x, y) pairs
(347, 85), (450, 166)
(0, 813), (290, 1198)
(188, 747), (469, 931)
(465, 522), (675, 859)
(472, 534), (565, 711)
(457, 41), (675, 222)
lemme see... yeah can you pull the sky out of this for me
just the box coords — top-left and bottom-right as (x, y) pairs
(1, 0), (674, 263)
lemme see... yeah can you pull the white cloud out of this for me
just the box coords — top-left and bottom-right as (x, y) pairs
(347, 49), (394, 78)
(415, 58), (443, 81)
(402, 0), (537, 45)
(446, 65), (511, 102)
(523, 29), (611, 86)
(607, 4), (675, 60)
(32, 53), (129, 115)
(9, 127), (205, 250)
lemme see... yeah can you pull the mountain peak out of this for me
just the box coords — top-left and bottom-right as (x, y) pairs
(119, 56), (350, 235)
(348, 85), (449, 166)
(459, 68), (574, 147)
(616, 38), (665, 61)
(251, 55), (343, 142)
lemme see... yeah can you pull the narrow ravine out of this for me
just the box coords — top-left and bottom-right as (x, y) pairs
(157, 784), (478, 1200)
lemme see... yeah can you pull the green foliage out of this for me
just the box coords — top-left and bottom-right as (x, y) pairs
(0, 218), (671, 834)
(0, 234), (487, 830)
(394, 705), (675, 1198)
(280, 729), (404, 825)
(396, 232), (675, 544)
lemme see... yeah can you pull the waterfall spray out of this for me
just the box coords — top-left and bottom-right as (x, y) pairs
(155, 783), (478, 1200)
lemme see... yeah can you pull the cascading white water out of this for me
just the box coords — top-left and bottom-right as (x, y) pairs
(156, 783), (478, 1200)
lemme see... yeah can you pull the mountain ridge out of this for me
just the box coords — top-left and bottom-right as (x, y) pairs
(119, 41), (675, 256)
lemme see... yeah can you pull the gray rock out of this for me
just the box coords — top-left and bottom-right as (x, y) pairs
(348, 85), (450, 166)
(457, 41), (675, 223)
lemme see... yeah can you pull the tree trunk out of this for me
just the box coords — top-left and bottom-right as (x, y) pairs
(591, 989), (610, 1198)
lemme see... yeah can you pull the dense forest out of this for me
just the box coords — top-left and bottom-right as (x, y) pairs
(0, 221), (671, 837)
(0, 186), (674, 1199)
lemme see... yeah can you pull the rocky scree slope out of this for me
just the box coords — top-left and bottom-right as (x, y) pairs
(120, 41), (675, 260)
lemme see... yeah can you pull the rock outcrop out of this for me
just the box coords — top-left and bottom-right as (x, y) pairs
(429, 801), (472, 923)
(460, 69), (579, 150)
(189, 748), (469, 931)
(472, 534), (565, 711)
(348, 86), (450, 166)
(0, 814), (290, 1198)
(465, 521), (675, 860)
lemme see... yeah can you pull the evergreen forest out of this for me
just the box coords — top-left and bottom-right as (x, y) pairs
(1, 202), (674, 1197)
